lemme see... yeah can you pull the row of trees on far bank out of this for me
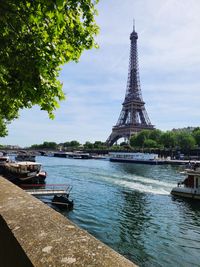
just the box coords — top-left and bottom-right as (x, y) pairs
(30, 140), (107, 150)
(130, 128), (200, 151)
(28, 127), (200, 151)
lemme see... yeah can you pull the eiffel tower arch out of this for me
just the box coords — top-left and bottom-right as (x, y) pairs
(106, 22), (154, 146)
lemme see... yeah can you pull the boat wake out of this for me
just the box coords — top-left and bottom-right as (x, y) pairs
(92, 171), (176, 195)
(114, 178), (172, 195)
(47, 162), (178, 196)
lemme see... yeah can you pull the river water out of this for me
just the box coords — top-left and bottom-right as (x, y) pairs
(37, 156), (200, 267)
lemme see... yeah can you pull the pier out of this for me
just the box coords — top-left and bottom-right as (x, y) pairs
(26, 189), (68, 196)
(21, 184), (72, 197)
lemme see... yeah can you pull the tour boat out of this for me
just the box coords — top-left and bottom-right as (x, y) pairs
(109, 152), (164, 165)
(3, 161), (46, 183)
(171, 167), (200, 200)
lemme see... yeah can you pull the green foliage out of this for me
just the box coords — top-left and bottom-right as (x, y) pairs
(83, 141), (107, 150)
(192, 127), (200, 133)
(69, 140), (80, 148)
(0, 0), (99, 135)
(149, 129), (162, 142)
(63, 140), (80, 148)
(130, 128), (197, 150)
(93, 141), (106, 149)
(160, 131), (176, 149)
(176, 132), (196, 150)
(192, 129), (200, 147)
(31, 141), (57, 149)
(84, 141), (94, 149)
(120, 142), (127, 146)
(63, 141), (71, 148)
(130, 130), (151, 147)
(109, 144), (123, 151)
(143, 139), (158, 148)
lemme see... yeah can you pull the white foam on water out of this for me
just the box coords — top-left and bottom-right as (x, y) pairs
(100, 173), (176, 195)
(123, 175), (176, 188)
(114, 179), (171, 195)
(87, 167), (178, 195)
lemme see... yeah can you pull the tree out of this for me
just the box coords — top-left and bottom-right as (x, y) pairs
(63, 141), (71, 148)
(193, 129), (200, 147)
(176, 132), (196, 150)
(84, 141), (94, 149)
(31, 141), (57, 149)
(130, 130), (151, 148)
(70, 140), (80, 148)
(93, 141), (105, 149)
(149, 129), (162, 142)
(143, 139), (158, 148)
(0, 0), (99, 136)
(160, 131), (176, 149)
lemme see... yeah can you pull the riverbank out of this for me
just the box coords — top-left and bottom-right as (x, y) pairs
(0, 176), (136, 267)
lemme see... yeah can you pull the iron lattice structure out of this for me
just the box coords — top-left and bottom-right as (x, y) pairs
(106, 23), (154, 146)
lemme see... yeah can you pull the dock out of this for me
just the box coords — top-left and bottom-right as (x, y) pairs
(25, 189), (68, 196)
(20, 184), (72, 197)
(161, 159), (200, 165)
(20, 183), (74, 210)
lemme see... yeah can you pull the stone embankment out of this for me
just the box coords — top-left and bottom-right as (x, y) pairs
(0, 177), (136, 267)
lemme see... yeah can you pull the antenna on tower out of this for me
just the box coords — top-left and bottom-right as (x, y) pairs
(133, 18), (135, 31)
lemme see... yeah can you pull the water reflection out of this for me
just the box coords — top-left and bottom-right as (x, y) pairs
(172, 196), (200, 227)
(118, 189), (152, 265)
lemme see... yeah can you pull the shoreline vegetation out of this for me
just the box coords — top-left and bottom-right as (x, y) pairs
(2, 127), (200, 160)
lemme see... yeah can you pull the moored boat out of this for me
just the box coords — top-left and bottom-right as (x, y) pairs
(109, 152), (164, 165)
(3, 161), (46, 184)
(0, 155), (10, 173)
(52, 195), (74, 210)
(171, 166), (200, 200)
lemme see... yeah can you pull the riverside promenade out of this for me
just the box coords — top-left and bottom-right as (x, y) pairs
(0, 176), (136, 267)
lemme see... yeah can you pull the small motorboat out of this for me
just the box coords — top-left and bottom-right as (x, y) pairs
(52, 195), (74, 210)
(171, 165), (200, 200)
(36, 170), (47, 181)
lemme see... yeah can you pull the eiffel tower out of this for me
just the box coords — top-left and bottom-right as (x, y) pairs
(106, 22), (154, 146)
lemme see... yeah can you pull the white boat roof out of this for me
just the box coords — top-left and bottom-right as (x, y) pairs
(8, 161), (41, 166)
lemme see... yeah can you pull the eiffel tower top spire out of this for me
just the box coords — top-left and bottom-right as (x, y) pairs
(133, 18), (135, 31)
(106, 22), (154, 146)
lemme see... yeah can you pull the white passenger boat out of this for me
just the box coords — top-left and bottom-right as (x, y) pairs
(171, 167), (200, 200)
(109, 152), (164, 165)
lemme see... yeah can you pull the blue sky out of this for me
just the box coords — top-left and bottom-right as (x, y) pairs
(1, 0), (200, 147)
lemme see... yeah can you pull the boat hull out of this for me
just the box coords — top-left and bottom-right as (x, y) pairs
(110, 158), (165, 165)
(171, 187), (200, 200)
(2, 161), (46, 184)
(3, 172), (46, 185)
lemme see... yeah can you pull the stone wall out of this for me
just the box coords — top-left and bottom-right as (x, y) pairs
(0, 177), (136, 267)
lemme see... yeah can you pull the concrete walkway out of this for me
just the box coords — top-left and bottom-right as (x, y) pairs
(0, 177), (137, 267)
